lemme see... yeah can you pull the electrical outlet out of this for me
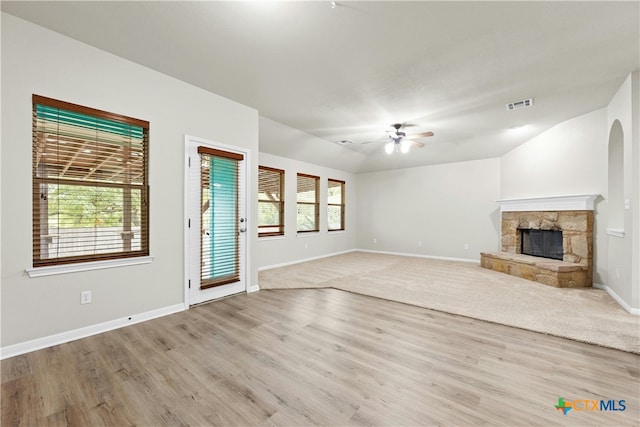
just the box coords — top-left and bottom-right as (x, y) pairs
(304, 243), (308, 249)
(418, 241), (422, 247)
(616, 268), (620, 279)
(373, 238), (377, 244)
(464, 243), (470, 250)
(81, 290), (91, 304)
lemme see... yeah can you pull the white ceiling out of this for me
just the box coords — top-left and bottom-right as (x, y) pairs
(2, 1), (639, 173)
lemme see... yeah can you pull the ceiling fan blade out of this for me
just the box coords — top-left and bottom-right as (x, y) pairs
(400, 122), (417, 128)
(409, 131), (434, 138)
(408, 140), (425, 148)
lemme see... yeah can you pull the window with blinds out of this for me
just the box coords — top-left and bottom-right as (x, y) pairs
(199, 147), (242, 289)
(258, 166), (284, 237)
(328, 179), (345, 231)
(32, 95), (149, 267)
(297, 173), (319, 232)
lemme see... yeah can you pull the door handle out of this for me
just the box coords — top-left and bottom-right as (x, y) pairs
(239, 228), (246, 233)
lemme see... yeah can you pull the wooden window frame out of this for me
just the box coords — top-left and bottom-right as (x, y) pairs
(328, 178), (346, 231)
(296, 173), (320, 233)
(258, 166), (285, 237)
(32, 94), (149, 267)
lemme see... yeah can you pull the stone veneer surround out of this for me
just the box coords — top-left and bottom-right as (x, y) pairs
(481, 195), (597, 288)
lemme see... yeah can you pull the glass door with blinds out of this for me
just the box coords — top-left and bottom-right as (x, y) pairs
(185, 137), (247, 305)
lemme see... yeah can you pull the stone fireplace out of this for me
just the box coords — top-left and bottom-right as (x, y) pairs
(481, 195), (597, 288)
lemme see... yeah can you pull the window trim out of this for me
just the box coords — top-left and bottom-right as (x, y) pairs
(258, 165), (285, 237)
(26, 256), (154, 278)
(327, 178), (346, 231)
(32, 94), (150, 267)
(296, 173), (320, 233)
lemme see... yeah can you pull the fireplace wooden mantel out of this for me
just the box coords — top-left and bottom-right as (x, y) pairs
(481, 194), (598, 288)
(496, 194), (598, 212)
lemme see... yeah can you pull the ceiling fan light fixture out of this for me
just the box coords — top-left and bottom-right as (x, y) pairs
(400, 140), (411, 154)
(385, 142), (394, 155)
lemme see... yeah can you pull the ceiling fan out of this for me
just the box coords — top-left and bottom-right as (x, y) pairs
(364, 123), (434, 154)
(385, 123), (434, 154)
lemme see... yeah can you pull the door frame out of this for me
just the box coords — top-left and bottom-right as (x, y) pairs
(183, 134), (251, 308)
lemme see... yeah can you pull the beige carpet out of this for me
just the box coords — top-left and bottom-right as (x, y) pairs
(258, 251), (640, 354)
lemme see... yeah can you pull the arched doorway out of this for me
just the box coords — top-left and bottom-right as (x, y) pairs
(608, 120), (624, 230)
(606, 119), (628, 293)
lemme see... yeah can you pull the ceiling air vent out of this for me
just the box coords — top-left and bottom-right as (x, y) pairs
(506, 98), (534, 111)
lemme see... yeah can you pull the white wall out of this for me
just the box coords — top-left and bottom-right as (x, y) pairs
(606, 77), (633, 307)
(606, 72), (640, 310)
(356, 158), (501, 261)
(500, 109), (608, 200)
(1, 14), (259, 348)
(257, 152), (357, 269)
(632, 72), (640, 311)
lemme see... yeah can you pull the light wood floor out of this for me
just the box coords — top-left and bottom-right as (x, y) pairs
(2, 288), (639, 426)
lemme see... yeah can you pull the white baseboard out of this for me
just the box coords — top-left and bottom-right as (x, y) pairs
(257, 249), (358, 272)
(0, 303), (186, 360)
(593, 283), (640, 315)
(357, 248), (479, 264)
(248, 285), (260, 293)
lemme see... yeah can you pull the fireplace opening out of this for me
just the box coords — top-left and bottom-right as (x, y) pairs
(520, 229), (563, 260)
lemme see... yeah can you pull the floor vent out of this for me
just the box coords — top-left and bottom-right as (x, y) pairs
(506, 98), (534, 111)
